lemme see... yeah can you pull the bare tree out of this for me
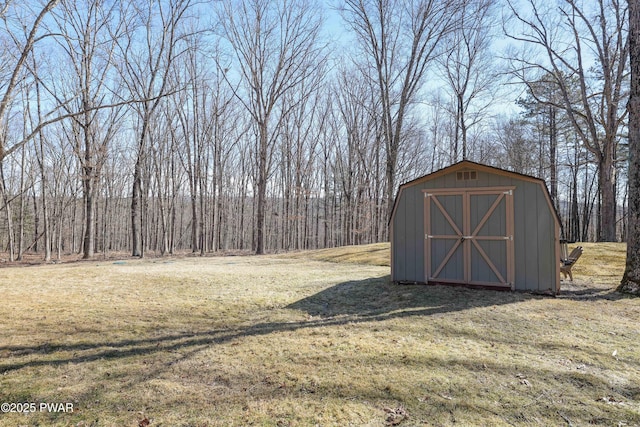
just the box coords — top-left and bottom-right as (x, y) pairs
(517, 76), (570, 207)
(329, 67), (382, 246)
(276, 65), (327, 250)
(492, 116), (531, 174)
(116, 0), (193, 257)
(341, 0), (457, 223)
(619, 0), (640, 295)
(217, 0), (325, 254)
(32, 65), (52, 261)
(437, 0), (498, 162)
(171, 35), (217, 254)
(49, 0), (127, 259)
(505, 0), (629, 242)
(0, 1), (59, 261)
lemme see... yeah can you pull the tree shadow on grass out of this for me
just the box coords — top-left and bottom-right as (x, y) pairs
(0, 276), (543, 373)
(558, 280), (627, 301)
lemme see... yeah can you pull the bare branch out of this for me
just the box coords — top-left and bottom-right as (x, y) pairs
(0, 0), (60, 160)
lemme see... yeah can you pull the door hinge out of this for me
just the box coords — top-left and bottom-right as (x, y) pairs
(504, 190), (513, 195)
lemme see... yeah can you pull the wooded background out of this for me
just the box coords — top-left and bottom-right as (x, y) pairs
(0, 0), (630, 260)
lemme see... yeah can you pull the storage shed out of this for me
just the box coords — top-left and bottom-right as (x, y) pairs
(390, 161), (561, 294)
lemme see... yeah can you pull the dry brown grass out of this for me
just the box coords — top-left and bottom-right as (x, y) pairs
(284, 242), (390, 267)
(0, 244), (638, 426)
(568, 242), (626, 284)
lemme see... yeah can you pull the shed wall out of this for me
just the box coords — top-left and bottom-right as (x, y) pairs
(391, 167), (559, 292)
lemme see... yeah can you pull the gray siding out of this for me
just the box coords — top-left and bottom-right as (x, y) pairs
(392, 186), (424, 282)
(512, 180), (557, 292)
(391, 164), (559, 292)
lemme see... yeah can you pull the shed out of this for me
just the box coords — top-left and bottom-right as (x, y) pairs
(390, 160), (561, 294)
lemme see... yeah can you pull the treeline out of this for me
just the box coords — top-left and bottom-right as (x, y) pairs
(0, 0), (630, 261)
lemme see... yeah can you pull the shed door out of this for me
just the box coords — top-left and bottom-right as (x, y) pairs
(424, 188), (514, 288)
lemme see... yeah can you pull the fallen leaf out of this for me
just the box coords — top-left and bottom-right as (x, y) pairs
(599, 395), (624, 405)
(138, 417), (150, 427)
(384, 406), (407, 426)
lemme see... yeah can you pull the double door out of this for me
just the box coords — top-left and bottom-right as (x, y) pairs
(424, 187), (515, 288)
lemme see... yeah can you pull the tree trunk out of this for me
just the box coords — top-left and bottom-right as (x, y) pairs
(598, 151), (617, 242)
(34, 81), (51, 261)
(199, 175), (206, 256)
(0, 162), (15, 261)
(41, 181), (51, 262)
(255, 123), (268, 255)
(619, 0), (640, 295)
(131, 156), (142, 257)
(385, 144), (397, 225)
(549, 106), (558, 209)
(570, 166), (580, 241)
(459, 93), (467, 160)
(32, 191), (39, 253)
(186, 185), (195, 252)
(82, 170), (95, 259)
(17, 145), (26, 260)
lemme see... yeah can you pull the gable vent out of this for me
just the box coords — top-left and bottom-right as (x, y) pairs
(456, 170), (477, 181)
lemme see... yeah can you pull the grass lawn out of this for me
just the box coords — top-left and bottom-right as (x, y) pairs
(0, 243), (638, 426)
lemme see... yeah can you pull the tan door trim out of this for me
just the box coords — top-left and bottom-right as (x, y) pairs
(423, 187), (515, 287)
(424, 193), (463, 281)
